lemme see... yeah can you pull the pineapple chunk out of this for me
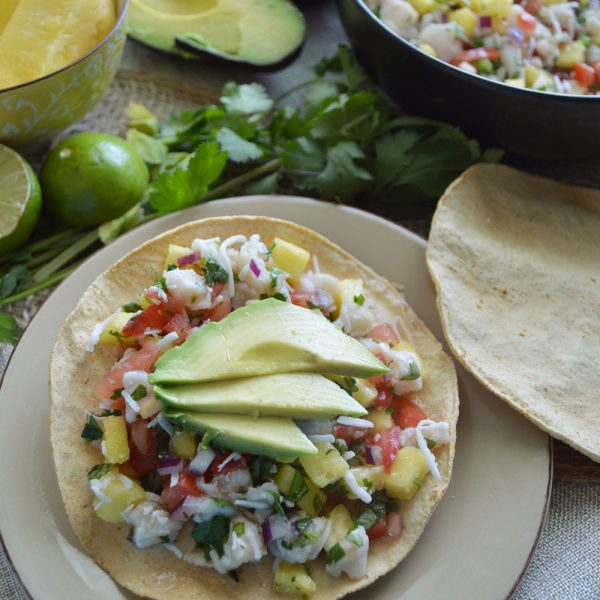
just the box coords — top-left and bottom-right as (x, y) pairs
(98, 311), (136, 346)
(354, 379), (378, 408)
(407, 0), (438, 15)
(93, 473), (146, 523)
(366, 410), (394, 433)
(334, 278), (364, 314)
(555, 41), (586, 70)
(479, 0), (513, 18)
(299, 443), (349, 488)
(138, 394), (163, 419)
(325, 505), (353, 550)
(274, 463), (297, 496)
(419, 42), (437, 57)
(273, 561), (316, 598)
(525, 65), (554, 90)
(343, 466), (385, 499)
(102, 416), (130, 464)
(271, 238), (310, 280)
(505, 78), (526, 88)
(384, 446), (428, 500)
(163, 244), (194, 270)
(297, 478), (326, 517)
(170, 428), (197, 459)
(450, 8), (477, 36)
(392, 341), (426, 379)
(457, 0), (481, 11)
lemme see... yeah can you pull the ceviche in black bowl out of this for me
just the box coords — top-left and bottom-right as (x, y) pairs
(338, 0), (600, 159)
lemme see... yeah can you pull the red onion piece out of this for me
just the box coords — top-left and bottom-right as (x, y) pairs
(365, 444), (383, 466)
(507, 26), (524, 45)
(262, 515), (292, 543)
(440, 13), (448, 23)
(157, 457), (183, 477)
(177, 252), (201, 268)
(249, 259), (261, 278)
(478, 15), (492, 28)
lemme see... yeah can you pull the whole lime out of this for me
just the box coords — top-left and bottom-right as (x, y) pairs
(0, 144), (42, 257)
(40, 132), (149, 227)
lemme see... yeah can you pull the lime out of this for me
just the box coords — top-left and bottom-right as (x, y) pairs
(0, 144), (42, 258)
(40, 132), (150, 227)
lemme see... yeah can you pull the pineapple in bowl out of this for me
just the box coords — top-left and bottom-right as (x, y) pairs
(0, 0), (129, 151)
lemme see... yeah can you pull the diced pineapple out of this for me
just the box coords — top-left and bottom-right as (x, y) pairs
(325, 505), (354, 550)
(505, 78), (526, 88)
(271, 238), (310, 281)
(555, 41), (586, 70)
(163, 244), (194, 270)
(343, 466), (386, 499)
(334, 278), (364, 314)
(354, 379), (378, 408)
(384, 446), (428, 500)
(94, 473), (146, 523)
(273, 561), (316, 598)
(419, 42), (437, 57)
(296, 478), (327, 517)
(299, 442), (349, 488)
(525, 65), (554, 90)
(392, 341), (426, 379)
(138, 394), (163, 419)
(98, 311), (136, 346)
(450, 8), (477, 36)
(102, 416), (130, 464)
(479, 0), (513, 18)
(407, 0), (438, 15)
(595, 32), (600, 46)
(274, 463), (297, 496)
(170, 428), (197, 459)
(366, 410), (394, 433)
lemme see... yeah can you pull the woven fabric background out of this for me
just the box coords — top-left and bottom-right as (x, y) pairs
(0, 72), (598, 600)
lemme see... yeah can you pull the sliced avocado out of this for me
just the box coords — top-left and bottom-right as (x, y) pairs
(164, 409), (317, 462)
(149, 299), (388, 385)
(128, 0), (306, 67)
(154, 373), (368, 419)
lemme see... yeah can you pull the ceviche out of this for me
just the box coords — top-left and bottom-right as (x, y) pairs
(368, 0), (600, 94)
(79, 232), (452, 597)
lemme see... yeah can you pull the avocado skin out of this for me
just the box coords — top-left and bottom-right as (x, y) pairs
(149, 299), (388, 385)
(164, 409), (317, 462)
(128, 0), (306, 67)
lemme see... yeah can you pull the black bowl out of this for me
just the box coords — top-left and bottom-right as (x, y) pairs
(337, 0), (600, 160)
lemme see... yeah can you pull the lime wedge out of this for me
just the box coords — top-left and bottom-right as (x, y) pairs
(0, 144), (42, 257)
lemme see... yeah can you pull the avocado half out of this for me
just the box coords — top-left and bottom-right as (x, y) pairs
(128, 0), (306, 67)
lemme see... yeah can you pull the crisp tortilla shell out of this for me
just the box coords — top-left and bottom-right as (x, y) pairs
(427, 164), (600, 462)
(50, 216), (459, 599)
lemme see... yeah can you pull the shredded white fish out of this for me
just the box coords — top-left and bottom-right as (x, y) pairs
(85, 309), (121, 352)
(416, 419), (442, 480)
(234, 499), (270, 510)
(158, 331), (179, 349)
(343, 471), (372, 504)
(220, 235), (247, 296)
(163, 543), (183, 559)
(342, 451), (356, 461)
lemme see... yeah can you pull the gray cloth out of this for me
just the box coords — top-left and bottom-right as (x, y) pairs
(1, 71), (598, 600)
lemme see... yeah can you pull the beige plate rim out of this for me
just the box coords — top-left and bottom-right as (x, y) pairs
(0, 196), (551, 600)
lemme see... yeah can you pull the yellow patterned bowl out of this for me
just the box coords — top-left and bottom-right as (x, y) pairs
(0, 0), (129, 152)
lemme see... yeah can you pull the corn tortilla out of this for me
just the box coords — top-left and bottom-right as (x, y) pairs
(50, 216), (459, 599)
(427, 164), (600, 462)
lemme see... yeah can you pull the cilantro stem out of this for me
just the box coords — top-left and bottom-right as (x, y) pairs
(201, 159), (281, 201)
(32, 229), (99, 283)
(25, 245), (66, 269)
(273, 78), (338, 105)
(0, 260), (84, 307)
(0, 228), (81, 263)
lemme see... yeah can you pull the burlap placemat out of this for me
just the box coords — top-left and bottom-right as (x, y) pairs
(0, 72), (598, 600)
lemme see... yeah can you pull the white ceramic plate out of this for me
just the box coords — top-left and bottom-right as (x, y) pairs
(0, 197), (550, 600)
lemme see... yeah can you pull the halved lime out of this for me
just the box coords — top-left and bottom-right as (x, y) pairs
(0, 144), (42, 257)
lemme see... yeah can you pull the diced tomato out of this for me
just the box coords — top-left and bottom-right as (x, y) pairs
(160, 484), (187, 511)
(373, 385), (394, 410)
(105, 395), (125, 413)
(372, 426), (401, 470)
(207, 450), (247, 479)
(385, 512), (402, 537)
(96, 341), (161, 399)
(177, 471), (204, 497)
(130, 419), (153, 454)
(573, 63), (596, 88)
(523, 0), (542, 14)
(333, 423), (369, 444)
(164, 312), (191, 340)
(367, 518), (388, 540)
(122, 303), (172, 338)
(594, 63), (600, 80)
(127, 419), (158, 477)
(368, 324), (399, 346)
(517, 12), (536, 35)
(203, 297), (232, 323)
(128, 446), (158, 477)
(451, 48), (501, 66)
(393, 398), (428, 429)
(211, 283), (226, 300)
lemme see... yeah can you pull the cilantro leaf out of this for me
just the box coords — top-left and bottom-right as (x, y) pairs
(244, 171), (279, 195)
(286, 468), (309, 503)
(216, 127), (263, 163)
(314, 142), (373, 200)
(200, 257), (228, 286)
(402, 361), (421, 381)
(81, 415), (103, 441)
(0, 264), (30, 300)
(131, 384), (147, 401)
(192, 515), (230, 558)
(87, 464), (111, 480)
(221, 82), (273, 116)
(0, 312), (19, 345)
(325, 543), (346, 565)
(126, 129), (168, 165)
(281, 137), (326, 174)
(149, 142), (227, 214)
